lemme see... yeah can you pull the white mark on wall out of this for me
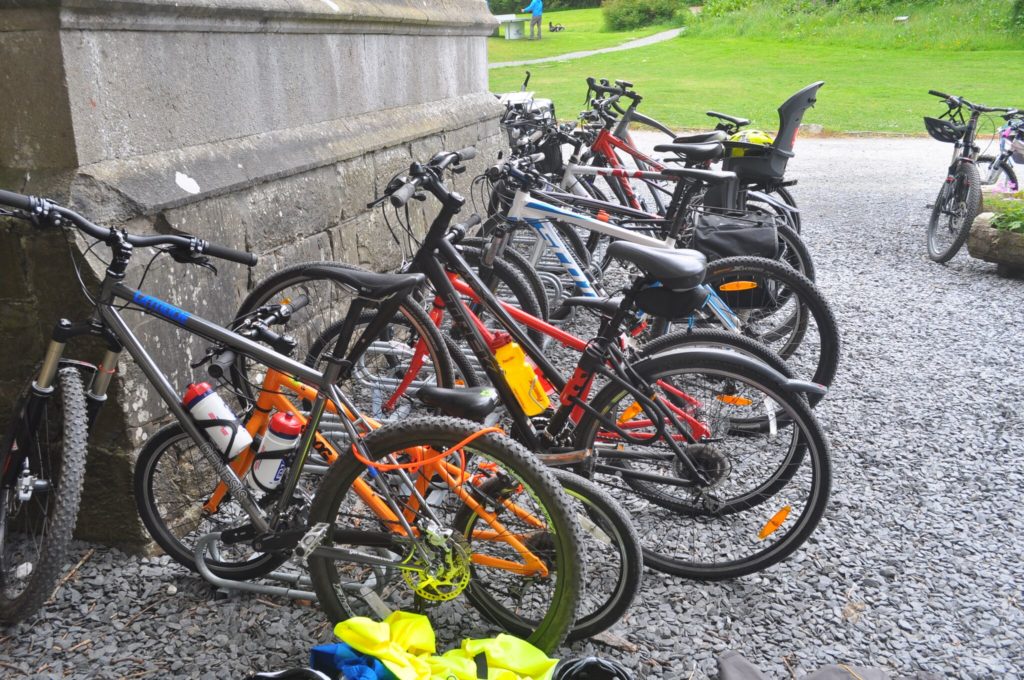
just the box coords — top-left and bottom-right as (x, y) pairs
(175, 171), (201, 195)
(319, 0), (340, 11)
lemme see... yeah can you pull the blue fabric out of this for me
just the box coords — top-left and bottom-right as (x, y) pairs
(310, 642), (397, 680)
(523, 0), (542, 16)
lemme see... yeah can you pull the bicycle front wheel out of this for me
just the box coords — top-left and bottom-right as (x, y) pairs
(0, 367), (89, 624)
(927, 163), (981, 263)
(307, 417), (582, 653)
(576, 353), (831, 580)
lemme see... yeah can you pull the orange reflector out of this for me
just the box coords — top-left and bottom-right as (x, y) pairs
(618, 400), (643, 424)
(596, 210), (611, 223)
(758, 506), (791, 539)
(719, 280), (758, 292)
(716, 394), (753, 406)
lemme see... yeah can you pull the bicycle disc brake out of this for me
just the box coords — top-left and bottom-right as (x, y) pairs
(401, 532), (471, 602)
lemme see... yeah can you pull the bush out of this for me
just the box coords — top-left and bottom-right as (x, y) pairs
(602, 0), (683, 30)
(1014, 0), (1024, 27)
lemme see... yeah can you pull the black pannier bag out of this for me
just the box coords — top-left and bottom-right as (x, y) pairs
(691, 212), (778, 262)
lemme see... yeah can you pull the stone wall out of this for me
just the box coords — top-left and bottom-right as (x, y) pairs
(0, 0), (502, 550)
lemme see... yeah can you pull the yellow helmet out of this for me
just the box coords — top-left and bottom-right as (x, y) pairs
(728, 129), (774, 157)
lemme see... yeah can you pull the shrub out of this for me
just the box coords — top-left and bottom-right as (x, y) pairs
(1014, 0), (1024, 27)
(602, 0), (683, 30)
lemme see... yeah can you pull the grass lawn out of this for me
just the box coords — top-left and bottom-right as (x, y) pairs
(488, 7), (679, 64)
(489, 36), (1024, 134)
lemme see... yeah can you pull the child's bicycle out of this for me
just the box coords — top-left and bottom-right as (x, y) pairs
(0, 189), (583, 652)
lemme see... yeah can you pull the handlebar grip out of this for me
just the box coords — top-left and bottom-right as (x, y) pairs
(528, 151), (546, 164)
(288, 293), (311, 314)
(390, 181), (418, 208)
(456, 147), (477, 162)
(0, 189), (33, 212)
(208, 349), (236, 380)
(929, 89), (952, 100)
(203, 241), (258, 267)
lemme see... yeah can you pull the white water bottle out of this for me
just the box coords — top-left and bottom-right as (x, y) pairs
(249, 412), (301, 492)
(182, 382), (253, 458)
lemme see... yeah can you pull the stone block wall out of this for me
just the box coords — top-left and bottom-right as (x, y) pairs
(0, 0), (502, 550)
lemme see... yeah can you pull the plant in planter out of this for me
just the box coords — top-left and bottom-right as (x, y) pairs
(967, 196), (1024, 277)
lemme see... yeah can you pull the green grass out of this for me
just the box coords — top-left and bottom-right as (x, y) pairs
(689, 0), (1023, 51)
(488, 7), (680, 64)
(489, 37), (1024, 134)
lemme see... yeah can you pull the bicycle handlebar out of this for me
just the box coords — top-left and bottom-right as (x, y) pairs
(388, 147), (477, 208)
(928, 90), (1012, 115)
(0, 189), (258, 266)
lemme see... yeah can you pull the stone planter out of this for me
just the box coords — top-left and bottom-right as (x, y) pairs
(967, 211), (1024, 277)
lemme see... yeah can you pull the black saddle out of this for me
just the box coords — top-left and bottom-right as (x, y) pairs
(672, 130), (728, 144)
(606, 242), (706, 290)
(417, 386), (499, 422)
(653, 142), (724, 163)
(707, 110), (750, 127)
(302, 264), (424, 301)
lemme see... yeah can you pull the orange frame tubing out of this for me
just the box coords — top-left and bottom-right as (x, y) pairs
(200, 368), (549, 576)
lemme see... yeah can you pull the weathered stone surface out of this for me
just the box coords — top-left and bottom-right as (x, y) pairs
(0, 0), (502, 550)
(967, 211), (1024, 278)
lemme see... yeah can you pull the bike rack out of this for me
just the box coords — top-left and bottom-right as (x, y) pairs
(193, 531), (318, 601)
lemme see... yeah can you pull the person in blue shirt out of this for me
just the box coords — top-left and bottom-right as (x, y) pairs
(521, 0), (543, 40)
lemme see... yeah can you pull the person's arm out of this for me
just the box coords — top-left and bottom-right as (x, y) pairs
(522, 0), (539, 13)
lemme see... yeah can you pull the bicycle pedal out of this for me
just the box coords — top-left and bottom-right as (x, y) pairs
(294, 522), (330, 563)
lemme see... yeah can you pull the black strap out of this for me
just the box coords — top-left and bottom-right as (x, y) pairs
(474, 652), (488, 679)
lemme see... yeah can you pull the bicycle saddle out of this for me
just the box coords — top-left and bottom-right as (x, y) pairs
(606, 241), (706, 290)
(671, 130), (728, 145)
(301, 264), (424, 301)
(417, 386), (499, 423)
(652, 142), (724, 163)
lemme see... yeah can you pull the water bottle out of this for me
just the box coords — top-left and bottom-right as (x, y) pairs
(182, 382), (252, 458)
(249, 412), (302, 492)
(492, 333), (551, 416)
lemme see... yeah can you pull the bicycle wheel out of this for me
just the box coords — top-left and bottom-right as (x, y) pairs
(979, 154), (1018, 190)
(575, 353), (831, 579)
(233, 262), (454, 422)
(774, 222), (815, 281)
(307, 417), (582, 653)
(133, 422), (291, 581)
(0, 367), (88, 623)
(462, 237), (549, 322)
(455, 246), (546, 348)
(701, 256), (840, 399)
(927, 162), (981, 263)
(544, 468), (642, 642)
(637, 328), (794, 380)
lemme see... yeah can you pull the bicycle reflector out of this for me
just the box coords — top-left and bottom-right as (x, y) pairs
(716, 394), (753, 406)
(718, 280), (758, 292)
(759, 505), (792, 539)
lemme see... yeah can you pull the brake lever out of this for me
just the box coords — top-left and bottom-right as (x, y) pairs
(168, 245), (218, 275)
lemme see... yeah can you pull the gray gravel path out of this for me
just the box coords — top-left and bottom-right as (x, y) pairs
(3, 137), (1023, 679)
(489, 28), (684, 69)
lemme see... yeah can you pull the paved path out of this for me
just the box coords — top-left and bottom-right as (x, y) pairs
(489, 27), (683, 69)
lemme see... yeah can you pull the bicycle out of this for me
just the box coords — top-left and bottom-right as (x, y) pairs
(924, 90), (1014, 262)
(0, 189), (583, 651)
(264, 149), (833, 581)
(139, 294), (640, 642)
(978, 109), (1023, 191)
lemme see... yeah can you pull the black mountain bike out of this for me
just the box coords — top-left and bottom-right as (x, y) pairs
(0, 189), (583, 652)
(924, 90), (1014, 262)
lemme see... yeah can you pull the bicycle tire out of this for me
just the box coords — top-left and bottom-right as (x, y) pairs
(307, 417), (582, 653)
(775, 222), (815, 282)
(927, 162), (981, 263)
(545, 468), (642, 642)
(979, 154), (1018, 190)
(461, 237), (550, 322)
(772, 186), (802, 233)
(133, 422), (290, 580)
(0, 367), (89, 623)
(702, 256), (840, 400)
(575, 353), (831, 579)
(637, 328), (794, 379)
(459, 246), (546, 347)
(443, 333), (483, 388)
(233, 262), (454, 421)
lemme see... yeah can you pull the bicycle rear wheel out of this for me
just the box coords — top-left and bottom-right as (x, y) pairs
(0, 367), (88, 623)
(307, 417), (582, 653)
(576, 353), (831, 580)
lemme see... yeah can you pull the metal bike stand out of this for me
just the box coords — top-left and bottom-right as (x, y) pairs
(193, 531), (318, 601)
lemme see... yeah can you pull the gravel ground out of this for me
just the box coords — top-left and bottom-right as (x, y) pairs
(3, 137), (1023, 679)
